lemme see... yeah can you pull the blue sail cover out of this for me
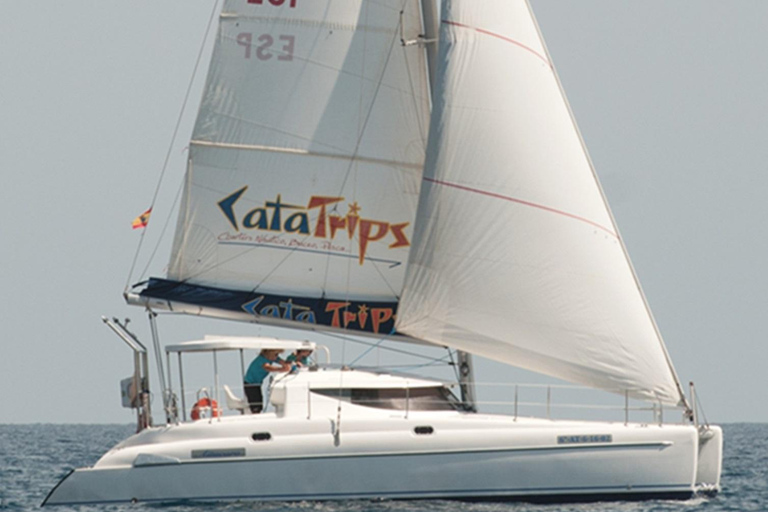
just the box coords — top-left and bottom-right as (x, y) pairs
(139, 278), (398, 335)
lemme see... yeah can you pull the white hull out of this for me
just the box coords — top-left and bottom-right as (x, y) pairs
(44, 413), (722, 505)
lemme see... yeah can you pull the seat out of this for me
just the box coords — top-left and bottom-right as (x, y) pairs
(223, 384), (250, 414)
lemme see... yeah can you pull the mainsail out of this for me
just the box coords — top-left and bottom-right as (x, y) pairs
(397, 0), (686, 406)
(134, 0), (432, 335)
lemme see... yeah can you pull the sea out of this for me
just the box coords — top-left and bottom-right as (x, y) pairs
(1, 423), (765, 512)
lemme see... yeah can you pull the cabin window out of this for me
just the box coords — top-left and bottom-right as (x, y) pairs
(414, 426), (434, 435)
(311, 387), (461, 411)
(252, 432), (271, 441)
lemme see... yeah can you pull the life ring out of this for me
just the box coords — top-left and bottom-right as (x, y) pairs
(190, 398), (221, 420)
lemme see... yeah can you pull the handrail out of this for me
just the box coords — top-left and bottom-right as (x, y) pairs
(170, 377), (686, 426)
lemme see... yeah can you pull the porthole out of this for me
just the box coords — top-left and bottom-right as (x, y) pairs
(252, 432), (272, 441)
(414, 426), (434, 435)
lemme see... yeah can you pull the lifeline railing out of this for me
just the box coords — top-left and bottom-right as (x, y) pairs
(467, 381), (684, 425)
(174, 378), (686, 427)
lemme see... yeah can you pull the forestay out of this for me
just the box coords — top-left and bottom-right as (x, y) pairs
(397, 0), (686, 406)
(139, 0), (431, 335)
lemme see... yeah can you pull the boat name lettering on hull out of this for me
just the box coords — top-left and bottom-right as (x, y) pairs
(247, 0), (297, 8)
(191, 448), (246, 459)
(557, 435), (613, 444)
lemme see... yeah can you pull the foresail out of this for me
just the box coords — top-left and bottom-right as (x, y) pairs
(397, 0), (686, 405)
(138, 0), (431, 335)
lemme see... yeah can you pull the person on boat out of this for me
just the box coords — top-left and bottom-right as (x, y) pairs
(243, 349), (291, 413)
(286, 348), (313, 368)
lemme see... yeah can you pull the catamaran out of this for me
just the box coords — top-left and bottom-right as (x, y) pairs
(44, 0), (722, 505)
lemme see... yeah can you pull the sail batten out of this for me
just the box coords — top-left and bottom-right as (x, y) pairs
(190, 140), (424, 170)
(397, 0), (685, 406)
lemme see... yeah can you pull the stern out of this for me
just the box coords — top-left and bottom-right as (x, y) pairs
(695, 425), (723, 493)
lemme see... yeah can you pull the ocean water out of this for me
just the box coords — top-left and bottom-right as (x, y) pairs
(1, 423), (765, 512)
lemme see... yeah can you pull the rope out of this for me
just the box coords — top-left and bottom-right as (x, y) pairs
(695, 388), (710, 427)
(319, 1), (410, 301)
(379, 355), (454, 372)
(348, 327), (396, 366)
(137, 176), (184, 283)
(125, 0), (221, 290)
(318, 330), (446, 363)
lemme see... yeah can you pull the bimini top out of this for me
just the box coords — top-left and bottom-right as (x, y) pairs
(166, 335), (315, 353)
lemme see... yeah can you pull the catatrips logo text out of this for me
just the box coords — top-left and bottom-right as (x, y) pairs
(217, 186), (410, 264)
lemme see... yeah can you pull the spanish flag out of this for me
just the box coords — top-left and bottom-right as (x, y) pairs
(132, 207), (152, 230)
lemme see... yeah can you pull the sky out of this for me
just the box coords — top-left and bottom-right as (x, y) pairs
(1, 0), (766, 425)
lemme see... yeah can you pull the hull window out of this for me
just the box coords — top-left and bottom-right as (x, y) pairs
(312, 387), (461, 411)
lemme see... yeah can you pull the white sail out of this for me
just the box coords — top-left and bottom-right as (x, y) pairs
(397, 0), (685, 406)
(167, 0), (430, 300)
(141, 0), (431, 334)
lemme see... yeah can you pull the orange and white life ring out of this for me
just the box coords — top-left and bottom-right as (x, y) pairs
(190, 398), (221, 420)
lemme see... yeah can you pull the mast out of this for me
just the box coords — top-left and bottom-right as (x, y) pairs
(420, 0), (439, 92)
(456, 350), (477, 411)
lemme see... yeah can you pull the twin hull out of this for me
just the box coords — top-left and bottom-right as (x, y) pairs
(44, 414), (722, 504)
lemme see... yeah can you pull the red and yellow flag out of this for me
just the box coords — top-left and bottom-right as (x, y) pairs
(132, 207), (152, 230)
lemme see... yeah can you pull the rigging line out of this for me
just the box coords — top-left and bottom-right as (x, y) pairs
(189, 141), (421, 170)
(125, 212), (151, 291)
(207, 35), (423, 147)
(205, 10), (405, 298)
(359, 232), (402, 297)
(318, 330), (446, 363)
(157, 173), (324, 287)
(198, 5), (406, 299)
(219, 242), (402, 265)
(400, 13), (429, 152)
(124, 0), (221, 291)
(137, 168), (185, 283)
(341, 3), (431, 298)
(320, 3), (405, 297)
(171, 218), (404, 293)
(333, 5), (404, 195)
(362, 0), (410, 14)
(168, 201), (401, 289)
(325, 2), (370, 307)
(243, 222), (338, 294)
(168, 8), (407, 299)
(335, 0), (372, 319)
(371, 361), (453, 370)
(320, 219), (403, 298)
(348, 328), (395, 366)
(694, 389), (710, 427)
(447, 348), (462, 383)
(172, 216), (318, 290)
(384, 360), (451, 371)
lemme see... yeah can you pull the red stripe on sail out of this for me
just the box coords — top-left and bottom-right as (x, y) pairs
(442, 20), (552, 68)
(423, 177), (617, 238)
